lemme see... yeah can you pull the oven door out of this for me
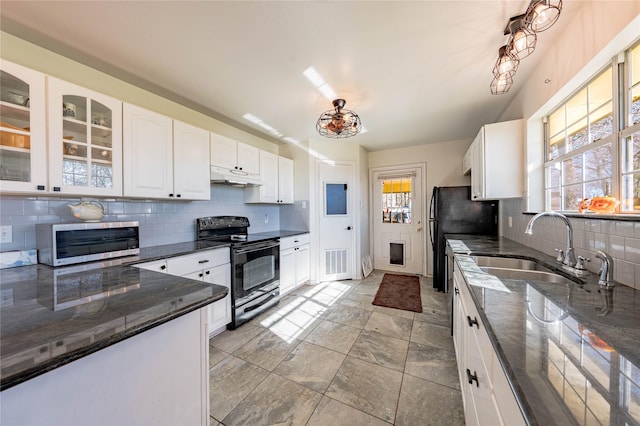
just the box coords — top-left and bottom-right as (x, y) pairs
(232, 240), (280, 301)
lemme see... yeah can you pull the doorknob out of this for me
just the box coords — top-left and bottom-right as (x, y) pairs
(346, 226), (352, 230)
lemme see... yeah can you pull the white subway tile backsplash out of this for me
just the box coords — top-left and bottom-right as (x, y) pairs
(500, 198), (640, 289)
(594, 233), (607, 251)
(615, 259), (635, 287)
(0, 185), (298, 252)
(609, 235), (625, 259)
(616, 221), (634, 237)
(626, 238), (640, 263)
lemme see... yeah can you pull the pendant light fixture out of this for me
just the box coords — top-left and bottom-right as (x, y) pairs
(489, 0), (562, 95)
(492, 45), (519, 77)
(524, 0), (563, 33)
(316, 99), (362, 139)
(490, 73), (513, 95)
(507, 16), (537, 60)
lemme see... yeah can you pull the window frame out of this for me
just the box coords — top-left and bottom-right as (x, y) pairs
(544, 40), (640, 213)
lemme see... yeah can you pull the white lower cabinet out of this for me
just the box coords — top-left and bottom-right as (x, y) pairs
(135, 247), (231, 336)
(453, 261), (525, 426)
(279, 234), (310, 295)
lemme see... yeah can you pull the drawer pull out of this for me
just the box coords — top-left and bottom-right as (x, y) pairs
(160, 265), (166, 270)
(198, 259), (210, 264)
(454, 287), (459, 295)
(467, 316), (479, 329)
(466, 369), (479, 387)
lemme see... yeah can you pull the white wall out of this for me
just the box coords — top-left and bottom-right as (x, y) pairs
(368, 138), (471, 276)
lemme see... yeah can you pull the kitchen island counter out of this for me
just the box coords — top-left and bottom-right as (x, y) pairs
(0, 256), (228, 391)
(449, 235), (640, 425)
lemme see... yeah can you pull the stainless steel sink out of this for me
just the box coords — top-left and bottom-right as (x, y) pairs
(471, 255), (549, 271)
(471, 256), (580, 285)
(479, 266), (577, 285)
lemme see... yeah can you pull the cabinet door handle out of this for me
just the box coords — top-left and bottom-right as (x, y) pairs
(37, 185), (45, 191)
(454, 287), (459, 295)
(467, 316), (479, 329)
(160, 265), (166, 270)
(169, 193), (174, 197)
(176, 194), (181, 198)
(198, 259), (210, 264)
(52, 186), (61, 192)
(466, 369), (479, 387)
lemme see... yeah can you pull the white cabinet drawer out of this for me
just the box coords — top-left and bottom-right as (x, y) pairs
(135, 259), (168, 273)
(167, 248), (230, 276)
(280, 233), (310, 251)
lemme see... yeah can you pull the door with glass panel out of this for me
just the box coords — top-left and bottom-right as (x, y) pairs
(0, 60), (47, 193)
(47, 77), (122, 196)
(372, 165), (425, 275)
(317, 161), (356, 281)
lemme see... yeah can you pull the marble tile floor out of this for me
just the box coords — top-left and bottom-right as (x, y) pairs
(208, 270), (465, 426)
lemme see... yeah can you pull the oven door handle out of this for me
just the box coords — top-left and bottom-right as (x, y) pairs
(234, 241), (279, 254)
(243, 292), (278, 313)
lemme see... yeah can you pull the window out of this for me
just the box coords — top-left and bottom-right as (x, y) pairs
(545, 41), (640, 213)
(621, 43), (640, 211)
(381, 177), (413, 224)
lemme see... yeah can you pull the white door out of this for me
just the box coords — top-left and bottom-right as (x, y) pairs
(317, 162), (356, 281)
(371, 165), (425, 275)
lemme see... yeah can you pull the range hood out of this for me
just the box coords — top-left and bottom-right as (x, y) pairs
(210, 166), (262, 187)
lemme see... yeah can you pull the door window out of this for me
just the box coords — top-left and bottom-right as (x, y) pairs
(381, 177), (413, 224)
(325, 183), (347, 215)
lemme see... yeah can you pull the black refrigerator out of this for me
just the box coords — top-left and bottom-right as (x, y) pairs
(429, 186), (498, 292)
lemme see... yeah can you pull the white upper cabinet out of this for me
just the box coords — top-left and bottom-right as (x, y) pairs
(278, 156), (294, 204)
(123, 103), (174, 199)
(173, 120), (210, 200)
(48, 77), (123, 197)
(210, 132), (260, 176)
(468, 119), (523, 200)
(123, 104), (210, 200)
(0, 60), (48, 194)
(245, 152), (293, 204)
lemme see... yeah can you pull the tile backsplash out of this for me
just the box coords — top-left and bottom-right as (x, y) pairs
(500, 198), (640, 289)
(0, 185), (309, 251)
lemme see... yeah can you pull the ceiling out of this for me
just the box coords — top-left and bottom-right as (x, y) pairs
(0, 1), (582, 152)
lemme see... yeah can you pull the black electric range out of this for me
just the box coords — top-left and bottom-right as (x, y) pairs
(195, 216), (280, 329)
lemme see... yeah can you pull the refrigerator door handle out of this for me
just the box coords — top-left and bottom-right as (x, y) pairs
(429, 188), (436, 249)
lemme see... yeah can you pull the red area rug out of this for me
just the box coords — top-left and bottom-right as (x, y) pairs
(372, 273), (423, 313)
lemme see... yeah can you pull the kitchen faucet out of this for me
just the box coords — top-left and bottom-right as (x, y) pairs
(524, 211), (580, 272)
(596, 250), (615, 287)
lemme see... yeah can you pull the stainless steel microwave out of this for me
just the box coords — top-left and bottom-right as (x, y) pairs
(36, 221), (140, 267)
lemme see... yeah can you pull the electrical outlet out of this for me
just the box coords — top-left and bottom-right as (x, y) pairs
(0, 225), (12, 243)
(264, 213), (269, 224)
(508, 216), (513, 228)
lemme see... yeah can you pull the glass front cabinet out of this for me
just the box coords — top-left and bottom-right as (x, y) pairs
(47, 77), (122, 196)
(0, 60), (48, 193)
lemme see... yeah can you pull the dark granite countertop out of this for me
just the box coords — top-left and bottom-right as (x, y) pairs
(250, 230), (309, 239)
(448, 235), (640, 426)
(0, 243), (231, 391)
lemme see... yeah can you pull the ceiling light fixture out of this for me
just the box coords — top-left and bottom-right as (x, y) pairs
(506, 16), (537, 60)
(492, 45), (519, 77)
(316, 99), (362, 139)
(490, 73), (513, 95)
(490, 0), (561, 95)
(524, 0), (562, 32)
